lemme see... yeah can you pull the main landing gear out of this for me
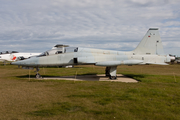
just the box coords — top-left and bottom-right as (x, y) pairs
(105, 66), (117, 80)
(35, 67), (42, 78)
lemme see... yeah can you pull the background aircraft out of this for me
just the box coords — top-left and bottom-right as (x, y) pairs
(12, 28), (174, 79)
(0, 51), (40, 65)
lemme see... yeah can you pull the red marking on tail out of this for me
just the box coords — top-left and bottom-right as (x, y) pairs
(12, 55), (17, 60)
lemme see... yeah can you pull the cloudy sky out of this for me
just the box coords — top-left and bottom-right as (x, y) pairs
(0, 0), (180, 56)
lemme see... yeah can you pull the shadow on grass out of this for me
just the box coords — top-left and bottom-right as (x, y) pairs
(16, 73), (98, 78)
(16, 73), (145, 83)
(16, 75), (36, 78)
(123, 74), (146, 82)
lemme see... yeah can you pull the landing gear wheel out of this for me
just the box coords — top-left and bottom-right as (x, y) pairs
(36, 73), (41, 79)
(35, 67), (42, 79)
(109, 76), (117, 80)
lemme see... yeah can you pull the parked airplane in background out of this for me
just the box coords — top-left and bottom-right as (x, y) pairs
(12, 28), (174, 79)
(0, 51), (40, 65)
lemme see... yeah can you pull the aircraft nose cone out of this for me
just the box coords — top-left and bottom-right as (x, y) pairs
(11, 61), (17, 65)
(11, 61), (22, 65)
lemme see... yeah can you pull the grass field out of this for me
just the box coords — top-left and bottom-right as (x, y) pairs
(0, 62), (180, 120)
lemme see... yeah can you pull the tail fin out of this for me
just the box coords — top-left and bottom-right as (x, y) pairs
(133, 28), (164, 55)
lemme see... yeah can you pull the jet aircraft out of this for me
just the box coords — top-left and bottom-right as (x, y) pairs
(12, 28), (174, 79)
(0, 51), (40, 65)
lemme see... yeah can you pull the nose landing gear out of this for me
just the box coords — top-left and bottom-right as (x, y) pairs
(35, 67), (42, 78)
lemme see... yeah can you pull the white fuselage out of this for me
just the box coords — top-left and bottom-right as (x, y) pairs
(11, 47), (171, 67)
(0, 53), (40, 62)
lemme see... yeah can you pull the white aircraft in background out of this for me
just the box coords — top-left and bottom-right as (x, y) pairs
(0, 51), (40, 65)
(0, 45), (66, 65)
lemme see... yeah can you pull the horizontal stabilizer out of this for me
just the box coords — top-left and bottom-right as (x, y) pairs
(145, 62), (169, 65)
(95, 60), (143, 66)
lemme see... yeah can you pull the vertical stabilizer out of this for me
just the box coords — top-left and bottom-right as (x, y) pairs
(134, 28), (164, 55)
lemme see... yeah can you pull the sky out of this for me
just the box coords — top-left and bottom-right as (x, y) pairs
(0, 0), (180, 56)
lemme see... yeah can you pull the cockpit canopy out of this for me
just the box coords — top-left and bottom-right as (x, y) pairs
(0, 51), (18, 55)
(38, 47), (78, 57)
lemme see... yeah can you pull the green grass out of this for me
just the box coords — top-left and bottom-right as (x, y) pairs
(28, 102), (85, 116)
(0, 62), (180, 119)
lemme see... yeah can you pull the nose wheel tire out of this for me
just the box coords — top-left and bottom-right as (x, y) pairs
(109, 76), (117, 80)
(36, 73), (42, 79)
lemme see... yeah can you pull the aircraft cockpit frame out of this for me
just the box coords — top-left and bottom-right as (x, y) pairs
(38, 47), (78, 57)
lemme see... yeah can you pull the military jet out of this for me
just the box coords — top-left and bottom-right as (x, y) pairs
(0, 51), (40, 65)
(11, 28), (174, 79)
